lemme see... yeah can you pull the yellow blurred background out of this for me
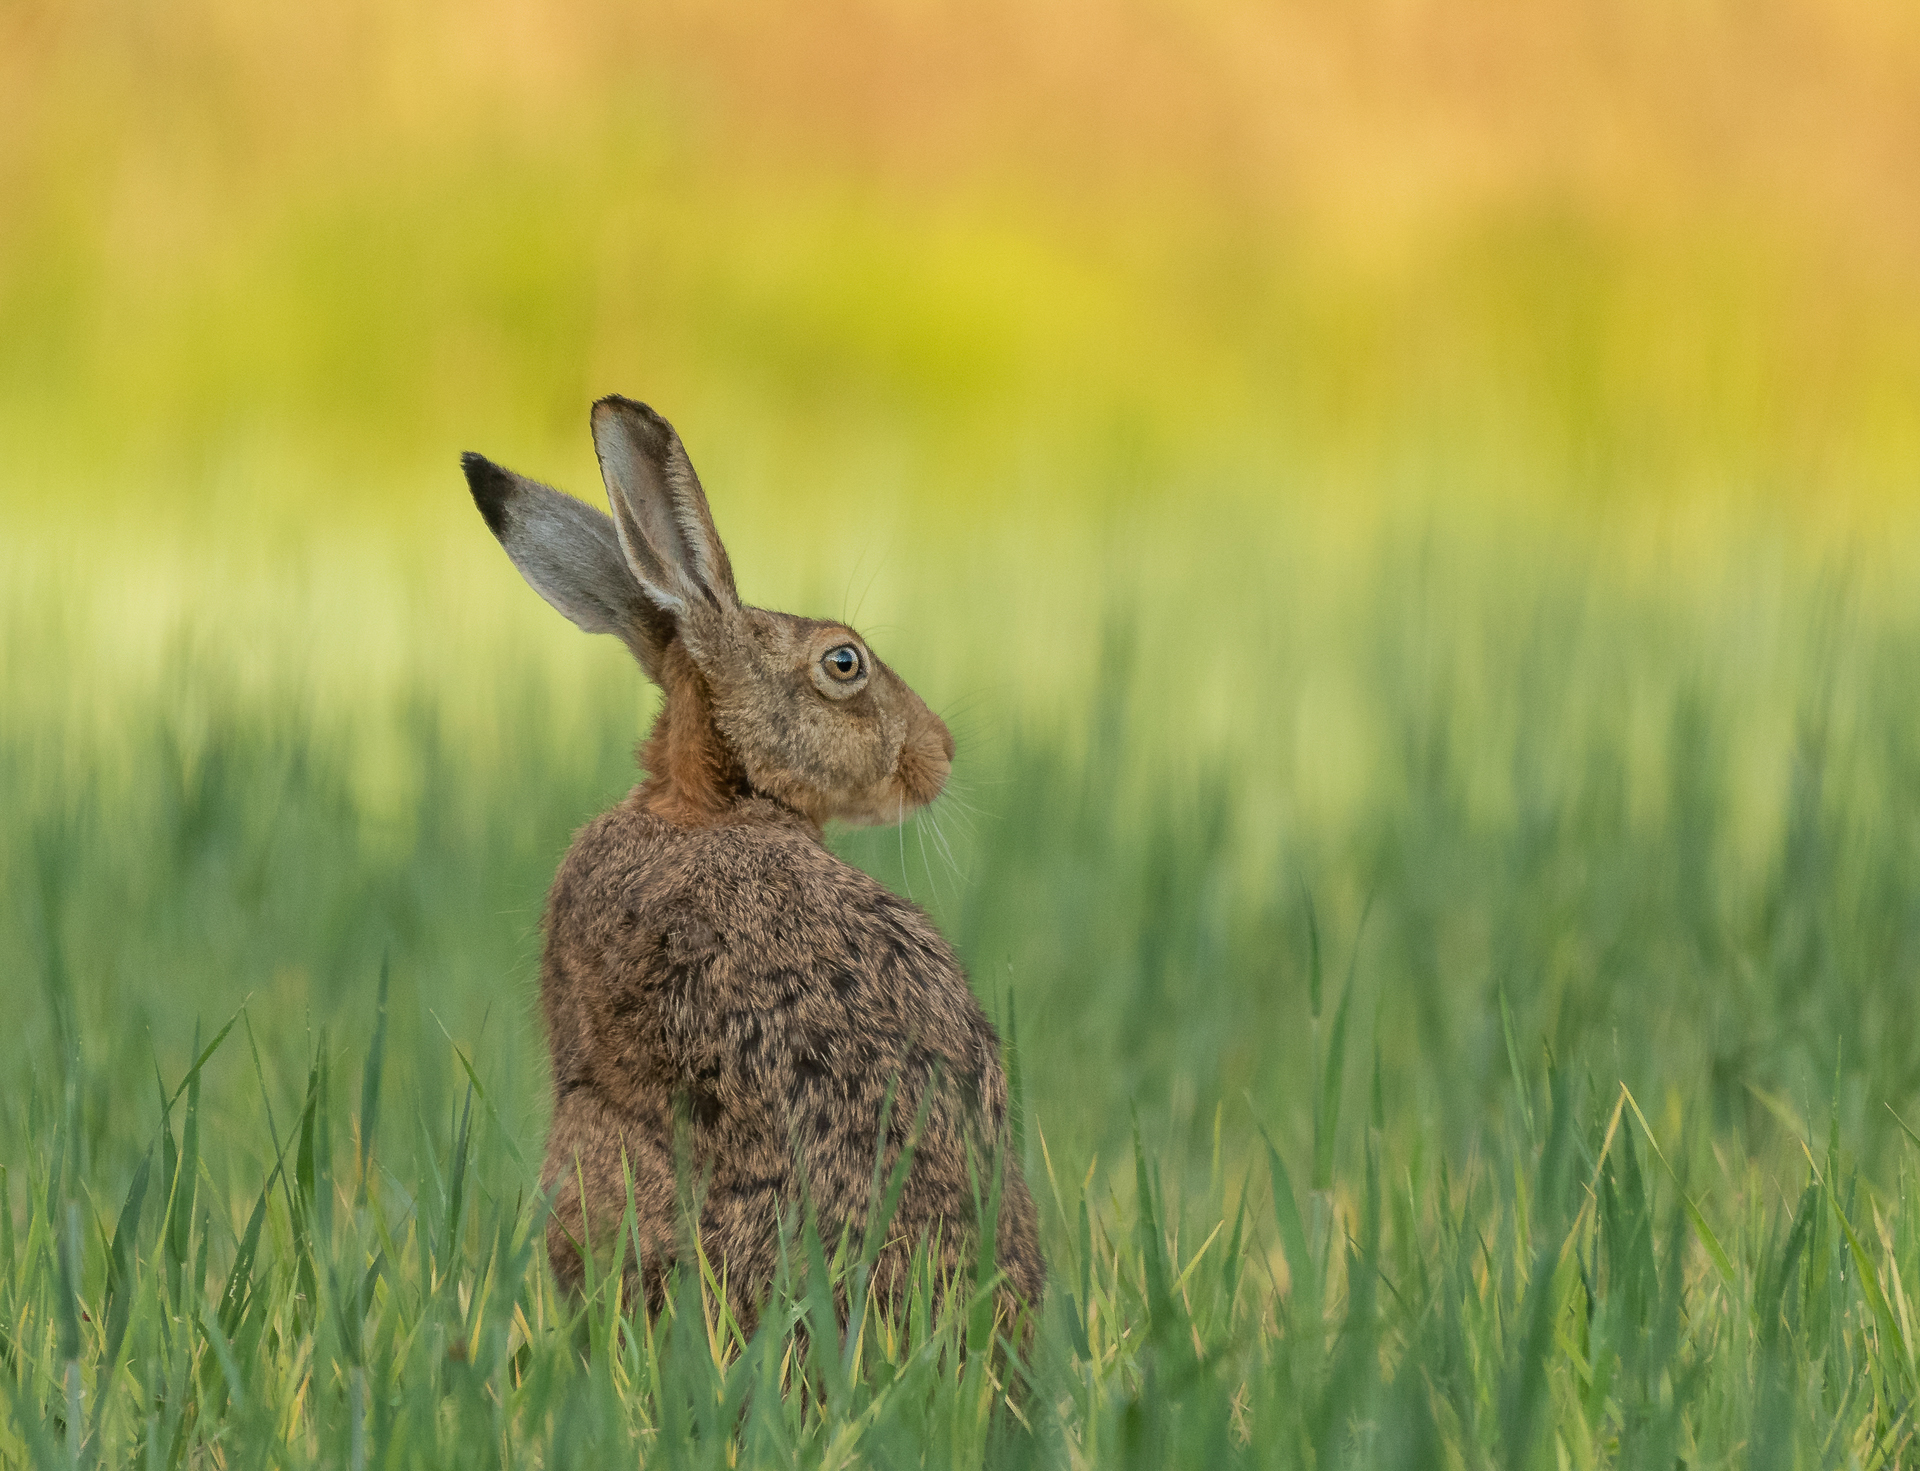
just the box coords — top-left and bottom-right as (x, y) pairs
(6, 0), (1918, 534)
(10, 0), (1920, 1195)
(7, 0), (1920, 890)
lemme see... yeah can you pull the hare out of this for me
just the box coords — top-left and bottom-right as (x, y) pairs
(462, 396), (1043, 1330)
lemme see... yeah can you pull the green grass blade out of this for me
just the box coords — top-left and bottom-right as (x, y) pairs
(440, 1032), (529, 1177)
(1303, 885), (1323, 1021)
(99, 1147), (152, 1375)
(1620, 1085), (1738, 1294)
(196, 1304), (248, 1417)
(1313, 968), (1353, 1193)
(1889, 1104), (1920, 1156)
(1, 1372), (64, 1471)
(1500, 986), (1535, 1143)
(162, 1006), (245, 1112)
(1260, 1125), (1320, 1337)
(357, 955), (391, 1203)
(1811, 1148), (1916, 1392)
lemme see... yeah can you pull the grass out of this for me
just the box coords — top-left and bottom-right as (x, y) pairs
(17, 1001), (1915, 1471)
(8, 515), (1920, 1466)
(8, 0), (1920, 1461)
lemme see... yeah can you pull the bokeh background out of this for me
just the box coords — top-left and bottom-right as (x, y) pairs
(8, 0), (1920, 1185)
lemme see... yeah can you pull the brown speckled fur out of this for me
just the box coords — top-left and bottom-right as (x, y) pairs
(461, 397), (1043, 1330)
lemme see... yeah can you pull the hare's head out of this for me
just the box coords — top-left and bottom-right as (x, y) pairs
(463, 397), (952, 828)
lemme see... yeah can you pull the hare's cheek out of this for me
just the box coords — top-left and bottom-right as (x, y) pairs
(832, 776), (912, 827)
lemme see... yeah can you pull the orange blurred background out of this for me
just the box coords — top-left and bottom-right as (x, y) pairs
(5, 0), (1918, 531)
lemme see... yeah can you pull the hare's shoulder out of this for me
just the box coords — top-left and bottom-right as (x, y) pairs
(697, 815), (969, 998)
(676, 820), (992, 1078)
(550, 799), (993, 1110)
(545, 800), (681, 935)
(550, 799), (961, 979)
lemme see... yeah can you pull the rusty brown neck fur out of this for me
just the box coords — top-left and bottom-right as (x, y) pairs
(635, 641), (757, 826)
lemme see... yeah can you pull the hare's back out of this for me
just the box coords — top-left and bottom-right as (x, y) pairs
(667, 805), (990, 1056)
(542, 797), (992, 1095)
(540, 796), (1039, 1307)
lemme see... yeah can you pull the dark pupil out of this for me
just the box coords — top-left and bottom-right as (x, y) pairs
(829, 647), (858, 677)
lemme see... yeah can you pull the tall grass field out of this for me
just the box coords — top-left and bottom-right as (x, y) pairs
(8, 0), (1920, 1465)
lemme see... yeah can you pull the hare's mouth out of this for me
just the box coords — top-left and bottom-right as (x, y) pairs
(890, 712), (954, 812)
(892, 744), (951, 813)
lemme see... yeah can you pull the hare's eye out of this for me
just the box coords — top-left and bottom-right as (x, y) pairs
(822, 644), (864, 682)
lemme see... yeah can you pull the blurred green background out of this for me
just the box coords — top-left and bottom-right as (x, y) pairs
(8, 0), (1920, 1185)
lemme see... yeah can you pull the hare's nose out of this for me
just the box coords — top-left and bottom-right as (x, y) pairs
(936, 720), (956, 765)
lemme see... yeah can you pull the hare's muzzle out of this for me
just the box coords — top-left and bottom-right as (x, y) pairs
(894, 709), (954, 811)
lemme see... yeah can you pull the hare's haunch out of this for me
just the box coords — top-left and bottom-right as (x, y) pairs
(463, 397), (1044, 1325)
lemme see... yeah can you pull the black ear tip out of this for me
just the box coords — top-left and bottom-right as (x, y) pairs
(592, 393), (656, 416)
(461, 452), (514, 538)
(591, 394), (673, 444)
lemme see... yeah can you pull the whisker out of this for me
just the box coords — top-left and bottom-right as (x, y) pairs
(934, 784), (989, 820)
(937, 690), (999, 723)
(896, 795), (914, 901)
(911, 811), (932, 903)
(946, 772), (1013, 790)
(914, 806), (939, 905)
(840, 542), (870, 626)
(928, 791), (979, 842)
(928, 804), (964, 885)
(933, 783), (992, 821)
(933, 810), (976, 847)
(851, 551), (888, 628)
(929, 810), (962, 903)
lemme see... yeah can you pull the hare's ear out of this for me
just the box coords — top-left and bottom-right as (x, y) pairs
(462, 453), (675, 677)
(590, 396), (740, 624)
